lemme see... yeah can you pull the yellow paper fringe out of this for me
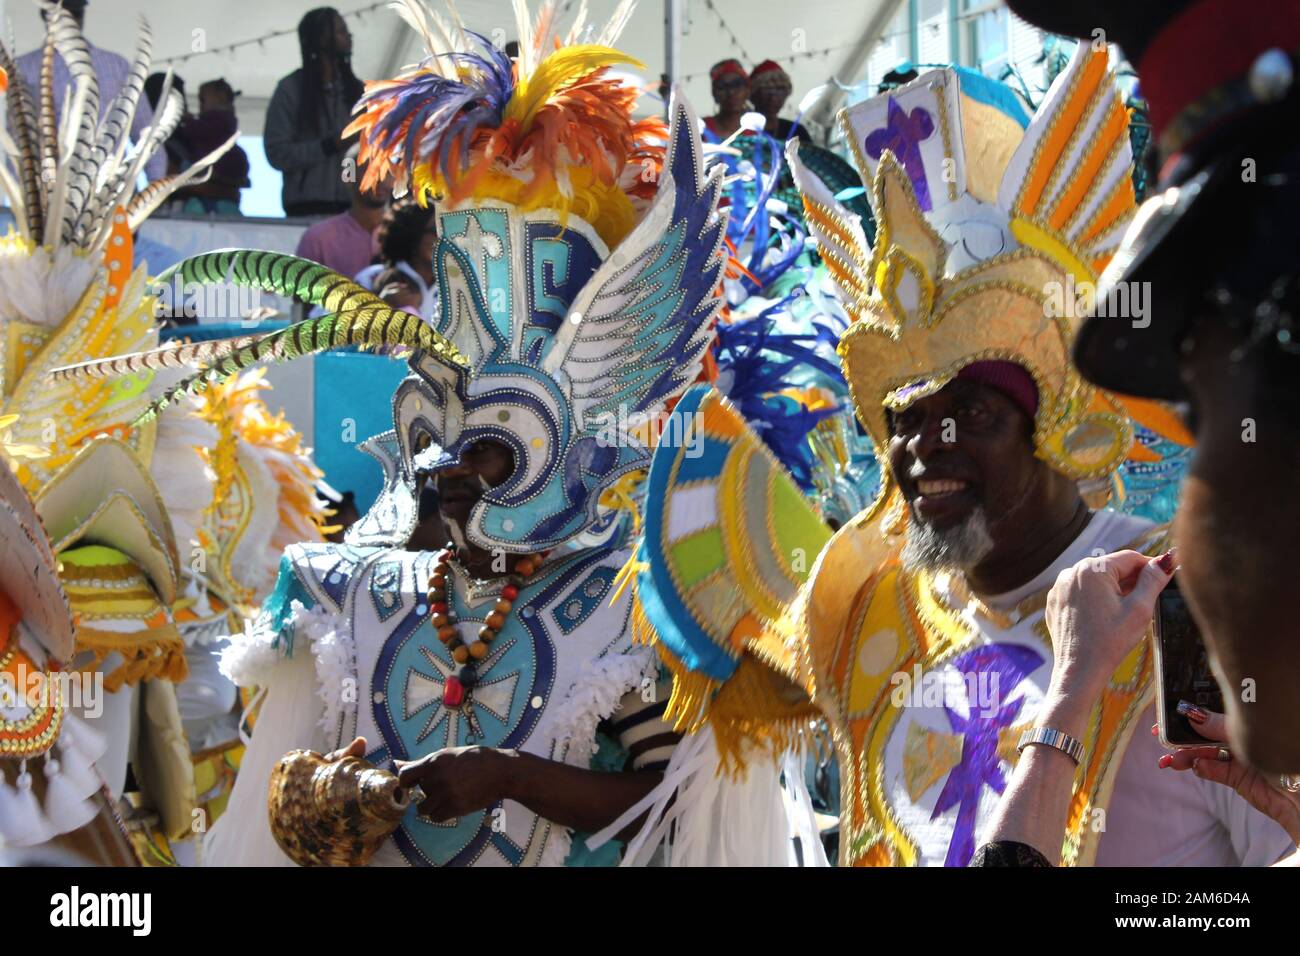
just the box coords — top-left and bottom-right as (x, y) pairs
(74, 624), (188, 693)
(630, 596), (818, 776)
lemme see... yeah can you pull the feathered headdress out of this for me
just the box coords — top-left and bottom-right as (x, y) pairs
(54, 0), (725, 559)
(348, 0), (664, 245)
(0, 3), (233, 257)
(50, 251), (471, 423)
(0, 5), (243, 472)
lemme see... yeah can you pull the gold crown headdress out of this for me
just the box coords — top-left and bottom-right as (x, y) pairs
(789, 44), (1190, 520)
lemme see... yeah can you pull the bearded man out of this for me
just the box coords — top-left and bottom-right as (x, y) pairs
(630, 44), (1293, 867)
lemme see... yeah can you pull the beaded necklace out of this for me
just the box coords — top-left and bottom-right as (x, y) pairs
(426, 544), (544, 709)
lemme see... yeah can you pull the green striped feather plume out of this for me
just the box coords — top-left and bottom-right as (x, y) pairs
(50, 250), (469, 423)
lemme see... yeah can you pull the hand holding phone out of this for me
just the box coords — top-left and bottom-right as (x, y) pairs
(1153, 577), (1225, 748)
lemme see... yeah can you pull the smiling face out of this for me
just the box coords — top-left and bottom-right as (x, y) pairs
(886, 377), (1057, 573)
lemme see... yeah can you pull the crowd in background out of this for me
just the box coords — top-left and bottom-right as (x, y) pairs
(34, 3), (826, 321)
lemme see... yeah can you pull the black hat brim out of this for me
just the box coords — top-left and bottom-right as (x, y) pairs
(1072, 133), (1259, 403)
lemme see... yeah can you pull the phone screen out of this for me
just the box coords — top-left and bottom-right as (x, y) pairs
(1156, 584), (1224, 746)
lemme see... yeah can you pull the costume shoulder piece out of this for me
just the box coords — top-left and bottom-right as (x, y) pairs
(631, 384), (829, 762)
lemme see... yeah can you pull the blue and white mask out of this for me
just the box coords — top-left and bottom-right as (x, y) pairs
(368, 95), (727, 554)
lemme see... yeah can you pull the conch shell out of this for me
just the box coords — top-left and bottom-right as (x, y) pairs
(267, 748), (410, 866)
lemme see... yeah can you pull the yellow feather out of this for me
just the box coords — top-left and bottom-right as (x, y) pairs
(504, 45), (643, 129)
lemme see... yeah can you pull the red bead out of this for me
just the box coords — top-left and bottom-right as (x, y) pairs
(501, 584), (519, 601)
(430, 601), (448, 614)
(442, 676), (465, 707)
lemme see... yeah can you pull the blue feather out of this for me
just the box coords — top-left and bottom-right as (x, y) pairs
(355, 30), (516, 183)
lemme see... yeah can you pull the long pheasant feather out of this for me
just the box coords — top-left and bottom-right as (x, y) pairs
(156, 249), (393, 316)
(45, 3), (99, 119)
(48, 333), (261, 383)
(86, 84), (183, 253)
(124, 130), (238, 232)
(92, 17), (151, 165)
(131, 304), (468, 422)
(37, 34), (57, 200)
(50, 251), (468, 420)
(1, 44), (46, 240)
(44, 4), (99, 245)
(75, 17), (152, 243)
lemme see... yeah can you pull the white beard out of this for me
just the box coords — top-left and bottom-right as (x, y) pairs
(901, 506), (995, 573)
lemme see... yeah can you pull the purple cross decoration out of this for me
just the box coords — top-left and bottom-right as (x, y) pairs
(928, 642), (1045, 867)
(864, 97), (937, 211)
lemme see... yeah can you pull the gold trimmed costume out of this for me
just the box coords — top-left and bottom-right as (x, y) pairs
(0, 6), (324, 861)
(632, 44), (1195, 866)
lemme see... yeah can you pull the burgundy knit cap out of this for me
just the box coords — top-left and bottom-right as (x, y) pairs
(710, 59), (748, 84)
(955, 360), (1039, 420)
(749, 60), (792, 95)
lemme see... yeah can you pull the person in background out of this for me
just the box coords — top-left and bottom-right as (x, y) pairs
(294, 145), (386, 280)
(973, 0), (1300, 867)
(372, 266), (423, 317)
(178, 80), (250, 216)
(878, 64), (920, 93)
(748, 60), (810, 143)
(704, 59), (750, 139)
(316, 482), (359, 544)
(145, 72), (191, 177)
(17, 0), (165, 180)
(353, 197), (440, 322)
(265, 7), (364, 217)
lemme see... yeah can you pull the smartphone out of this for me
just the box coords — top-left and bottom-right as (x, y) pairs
(1153, 577), (1224, 748)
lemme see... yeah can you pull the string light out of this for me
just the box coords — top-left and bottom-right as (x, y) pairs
(701, 0), (752, 63)
(160, 0), (388, 65)
(681, 41), (855, 82)
(681, 3), (1003, 83)
(682, 3), (1035, 114)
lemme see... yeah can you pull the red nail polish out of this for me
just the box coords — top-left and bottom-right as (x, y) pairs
(1158, 754), (1172, 769)
(1156, 549), (1176, 573)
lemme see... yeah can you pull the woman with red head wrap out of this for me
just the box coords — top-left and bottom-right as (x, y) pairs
(705, 58), (750, 138)
(749, 59), (810, 143)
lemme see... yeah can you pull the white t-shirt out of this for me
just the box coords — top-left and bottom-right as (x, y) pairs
(984, 510), (1293, 867)
(1096, 705), (1294, 866)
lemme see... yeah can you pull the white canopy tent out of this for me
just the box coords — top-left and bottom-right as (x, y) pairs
(0, 0), (906, 141)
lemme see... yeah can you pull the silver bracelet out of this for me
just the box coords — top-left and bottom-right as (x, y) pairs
(1017, 726), (1085, 765)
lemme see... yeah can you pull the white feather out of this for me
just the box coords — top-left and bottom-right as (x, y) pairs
(149, 396), (218, 554)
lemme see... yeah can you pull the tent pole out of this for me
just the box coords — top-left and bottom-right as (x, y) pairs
(663, 0), (682, 116)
